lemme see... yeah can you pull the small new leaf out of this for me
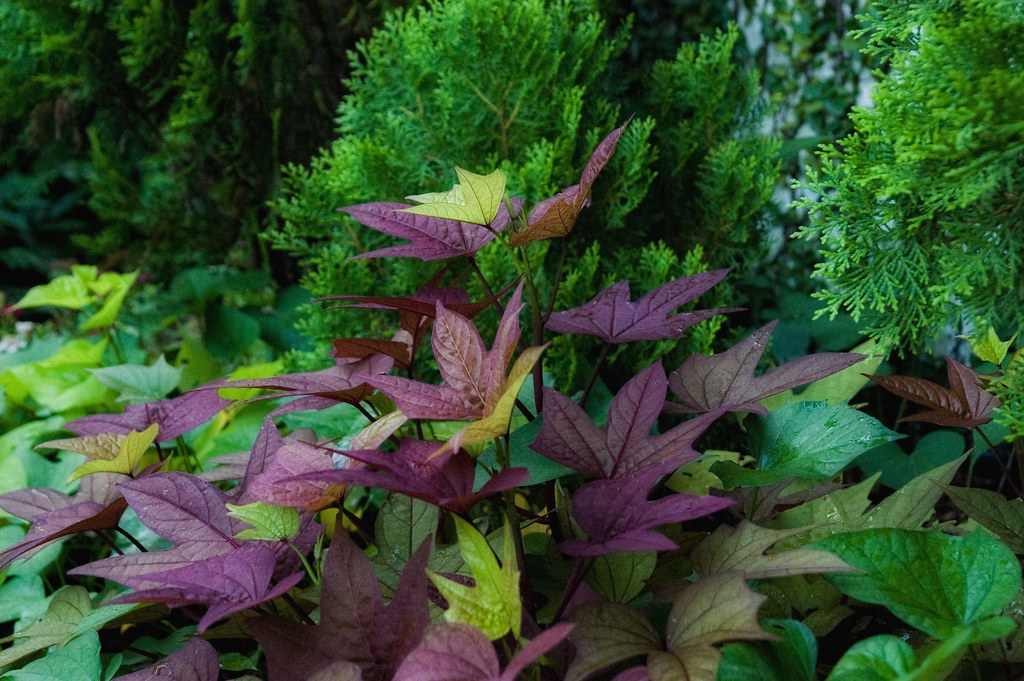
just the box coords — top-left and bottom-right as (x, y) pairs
(967, 326), (1017, 365)
(227, 501), (301, 541)
(401, 167), (507, 225)
(428, 516), (521, 640)
(67, 424), (159, 482)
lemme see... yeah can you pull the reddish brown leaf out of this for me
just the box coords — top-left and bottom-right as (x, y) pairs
(866, 356), (1000, 429)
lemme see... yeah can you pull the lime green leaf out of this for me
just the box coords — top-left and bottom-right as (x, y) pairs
(12, 270), (94, 310)
(402, 167), (507, 225)
(428, 516), (521, 640)
(565, 602), (661, 681)
(813, 528), (1021, 640)
(2, 630), (102, 681)
(37, 433), (124, 461)
(67, 424), (158, 482)
(81, 270), (138, 330)
(226, 501), (300, 541)
(692, 521), (855, 580)
(0, 585), (92, 669)
(88, 355), (181, 403)
(968, 326), (1017, 365)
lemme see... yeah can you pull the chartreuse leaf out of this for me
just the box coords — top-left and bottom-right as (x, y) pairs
(813, 528), (1021, 641)
(428, 516), (521, 640)
(81, 270), (138, 330)
(67, 424), (158, 483)
(1, 630), (102, 681)
(226, 501), (300, 541)
(12, 267), (95, 310)
(88, 355), (181, 403)
(402, 167), (507, 225)
(0, 585), (92, 669)
(444, 344), (545, 453)
(968, 325), (1017, 365)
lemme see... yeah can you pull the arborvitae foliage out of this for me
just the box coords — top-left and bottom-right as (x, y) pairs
(270, 0), (780, 379)
(0, 0), (402, 287)
(794, 0), (1024, 351)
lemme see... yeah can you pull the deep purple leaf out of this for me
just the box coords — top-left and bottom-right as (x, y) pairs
(116, 472), (237, 546)
(64, 386), (231, 442)
(251, 532), (431, 681)
(0, 487), (76, 522)
(666, 321), (867, 416)
(392, 624), (499, 681)
(545, 270), (734, 344)
(498, 622), (574, 681)
(866, 355), (1000, 429)
(214, 354), (394, 412)
(560, 469), (733, 557)
(247, 441), (343, 511)
(106, 544), (304, 632)
(293, 439), (528, 515)
(530, 362), (722, 479)
(364, 282), (528, 423)
(0, 498), (128, 571)
(113, 638), (220, 681)
(342, 199), (521, 261)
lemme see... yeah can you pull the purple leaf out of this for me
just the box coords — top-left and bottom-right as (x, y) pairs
(545, 270), (734, 343)
(0, 497), (128, 571)
(116, 472), (237, 546)
(0, 487), (76, 522)
(106, 544), (304, 632)
(392, 622), (573, 681)
(214, 354), (394, 413)
(247, 441), (344, 511)
(64, 386), (231, 442)
(113, 638), (220, 681)
(560, 468), (733, 557)
(666, 321), (867, 416)
(364, 282), (532, 423)
(342, 199), (521, 261)
(250, 531), (431, 681)
(293, 439), (528, 515)
(530, 362), (723, 479)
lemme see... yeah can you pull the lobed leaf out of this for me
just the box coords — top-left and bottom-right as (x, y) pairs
(112, 638), (220, 681)
(428, 517), (521, 640)
(865, 355), (1000, 428)
(667, 322), (866, 416)
(545, 270), (732, 344)
(401, 167), (508, 226)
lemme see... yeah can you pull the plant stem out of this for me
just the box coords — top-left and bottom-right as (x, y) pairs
(282, 592), (315, 626)
(496, 437), (532, 613)
(578, 342), (613, 408)
(977, 426), (1024, 499)
(466, 254), (504, 316)
(552, 556), (592, 623)
(116, 526), (149, 553)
